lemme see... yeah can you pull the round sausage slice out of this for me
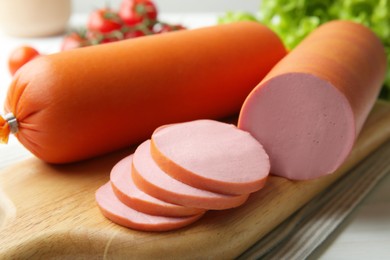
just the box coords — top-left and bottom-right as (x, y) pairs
(238, 21), (387, 180)
(95, 182), (204, 232)
(110, 155), (205, 217)
(132, 140), (250, 210)
(150, 120), (270, 195)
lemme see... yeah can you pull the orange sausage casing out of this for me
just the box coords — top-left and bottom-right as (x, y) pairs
(2, 22), (286, 163)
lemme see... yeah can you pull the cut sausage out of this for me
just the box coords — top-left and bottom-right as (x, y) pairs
(95, 182), (204, 232)
(132, 140), (250, 210)
(110, 155), (205, 217)
(2, 21), (286, 163)
(238, 21), (387, 180)
(150, 120), (270, 195)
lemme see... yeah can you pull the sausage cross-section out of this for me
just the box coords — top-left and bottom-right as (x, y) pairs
(150, 120), (270, 195)
(132, 140), (250, 210)
(238, 21), (387, 180)
(95, 183), (204, 232)
(110, 155), (204, 217)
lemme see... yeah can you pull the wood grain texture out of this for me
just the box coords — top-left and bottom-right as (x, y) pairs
(0, 101), (390, 259)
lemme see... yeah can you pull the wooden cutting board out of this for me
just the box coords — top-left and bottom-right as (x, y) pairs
(1, 101), (390, 259)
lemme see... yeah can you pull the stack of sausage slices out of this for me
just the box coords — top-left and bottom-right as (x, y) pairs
(95, 119), (270, 231)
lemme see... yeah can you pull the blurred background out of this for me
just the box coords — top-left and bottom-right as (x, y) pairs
(73, 0), (260, 13)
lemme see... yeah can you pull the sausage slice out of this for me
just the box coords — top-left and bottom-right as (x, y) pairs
(110, 155), (205, 217)
(150, 120), (270, 195)
(132, 140), (250, 210)
(95, 182), (204, 232)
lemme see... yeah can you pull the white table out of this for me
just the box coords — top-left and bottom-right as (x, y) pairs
(0, 13), (389, 259)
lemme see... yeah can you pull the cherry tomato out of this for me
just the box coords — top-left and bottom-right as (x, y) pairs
(61, 32), (89, 51)
(87, 8), (122, 33)
(119, 0), (158, 27)
(8, 46), (40, 76)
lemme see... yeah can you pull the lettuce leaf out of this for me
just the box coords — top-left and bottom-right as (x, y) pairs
(219, 0), (390, 100)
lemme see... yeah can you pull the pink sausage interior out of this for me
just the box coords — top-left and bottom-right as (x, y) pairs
(239, 73), (355, 180)
(133, 140), (249, 210)
(110, 155), (203, 217)
(95, 183), (203, 232)
(152, 119), (270, 194)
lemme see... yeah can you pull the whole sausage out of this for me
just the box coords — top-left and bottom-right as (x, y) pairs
(1, 22), (286, 163)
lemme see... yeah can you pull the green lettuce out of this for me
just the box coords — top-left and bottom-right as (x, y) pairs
(219, 0), (390, 100)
